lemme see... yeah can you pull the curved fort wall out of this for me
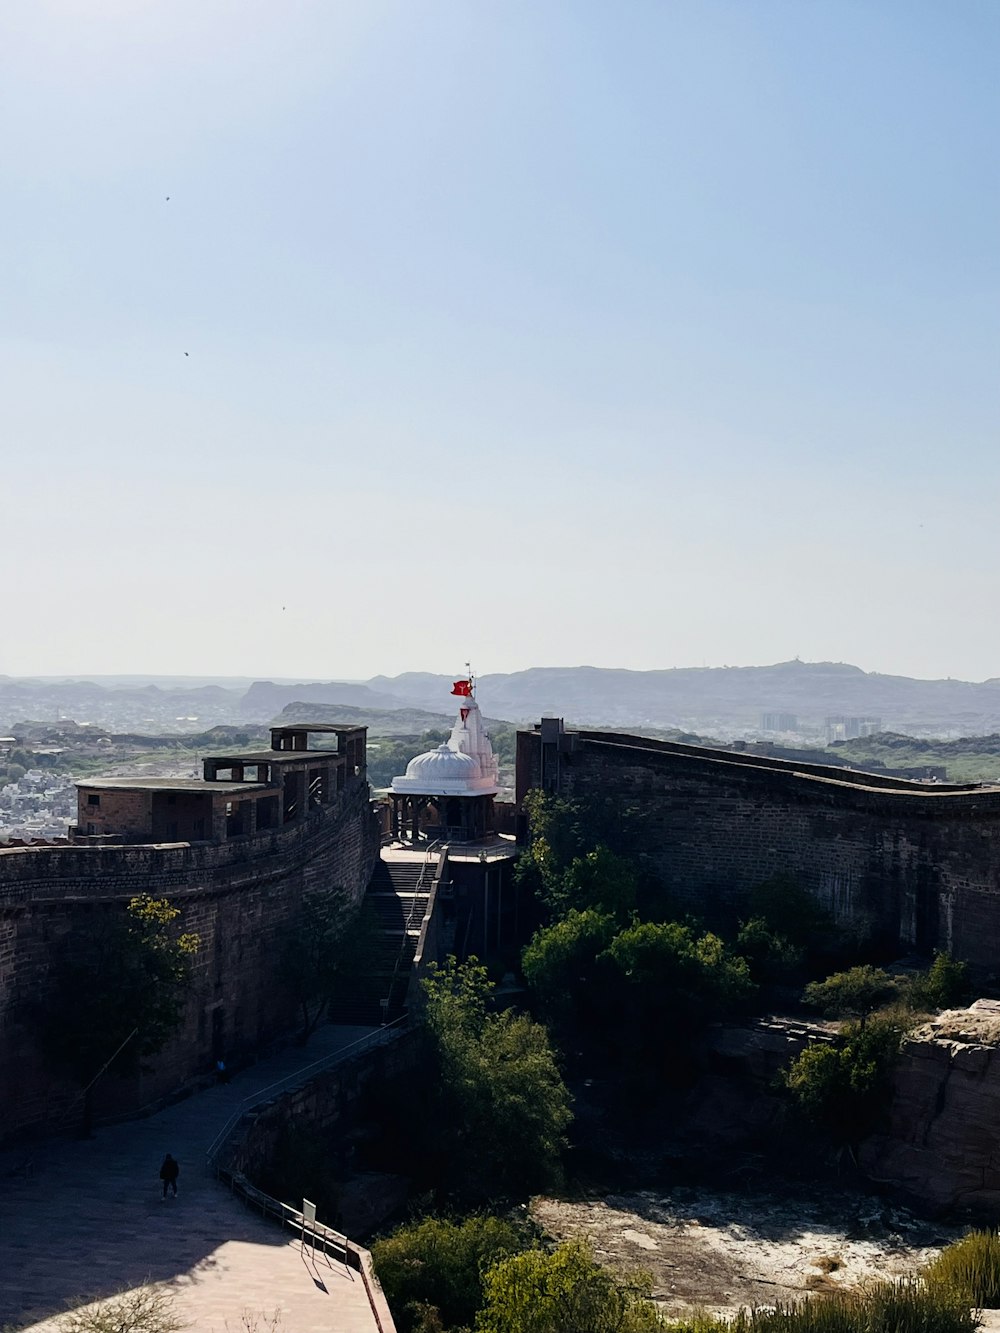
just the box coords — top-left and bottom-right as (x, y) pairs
(0, 776), (380, 1142)
(516, 725), (1000, 975)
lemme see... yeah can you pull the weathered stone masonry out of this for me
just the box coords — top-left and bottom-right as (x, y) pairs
(516, 726), (1000, 974)
(0, 775), (380, 1142)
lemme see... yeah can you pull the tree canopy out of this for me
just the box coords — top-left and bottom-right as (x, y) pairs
(521, 908), (616, 1030)
(420, 957), (572, 1202)
(38, 894), (199, 1131)
(278, 894), (381, 1041)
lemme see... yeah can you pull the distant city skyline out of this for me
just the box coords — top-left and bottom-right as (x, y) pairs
(4, 1), (998, 681)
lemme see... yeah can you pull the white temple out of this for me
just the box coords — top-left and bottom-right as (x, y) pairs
(389, 678), (499, 842)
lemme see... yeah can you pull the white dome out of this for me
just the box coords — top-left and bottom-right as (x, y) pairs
(389, 684), (500, 798)
(404, 744), (477, 782)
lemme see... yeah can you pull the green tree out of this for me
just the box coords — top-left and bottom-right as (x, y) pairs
(39, 895), (199, 1135)
(780, 1013), (906, 1143)
(552, 847), (638, 919)
(476, 1238), (665, 1333)
(735, 917), (804, 987)
(905, 952), (969, 1012)
(421, 957), (572, 1202)
(803, 965), (898, 1027)
(521, 909), (616, 1031)
(278, 896), (381, 1042)
(600, 919), (754, 1064)
(514, 790), (588, 904)
(372, 1214), (531, 1333)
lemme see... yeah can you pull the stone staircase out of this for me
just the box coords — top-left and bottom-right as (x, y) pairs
(330, 857), (433, 1026)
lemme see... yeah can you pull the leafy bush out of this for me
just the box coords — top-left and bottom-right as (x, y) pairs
(736, 917), (805, 986)
(803, 966), (899, 1026)
(372, 1214), (531, 1333)
(906, 953), (970, 1013)
(780, 1013), (906, 1142)
(925, 1229), (1000, 1307)
(551, 847), (638, 919)
(514, 790), (588, 903)
(476, 1237), (665, 1333)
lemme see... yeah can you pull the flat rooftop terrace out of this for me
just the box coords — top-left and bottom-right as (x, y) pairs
(208, 749), (346, 765)
(78, 777), (267, 794)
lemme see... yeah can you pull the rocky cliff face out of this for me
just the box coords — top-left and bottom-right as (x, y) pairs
(695, 1005), (1000, 1217)
(860, 1000), (1000, 1213)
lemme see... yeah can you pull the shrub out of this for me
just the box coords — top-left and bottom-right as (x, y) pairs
(925, 1229), (1000, 1307)
(58, 1285), (187, 1333)
(906, 953), (970, 1013)
(476, 1237), (665, 1333)
(601, 919), (755, 1027)
(803, 966), (899, 1026)
(736, 917), (805, 986)
(372, 1214), (531, 1333)
(726, 1281), (974, 1333)
(553, 847), (639, 919)
(780, 1013), (906, 1142)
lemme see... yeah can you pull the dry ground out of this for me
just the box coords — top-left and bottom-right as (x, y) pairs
(533, 1186), (964, 1319)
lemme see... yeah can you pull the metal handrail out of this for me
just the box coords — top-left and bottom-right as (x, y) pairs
(204, 1017), (409, 1168)
(213, 1166), (391, 1330)
(382, 841), (441, 1012)
(205, 1019), (408, 1333)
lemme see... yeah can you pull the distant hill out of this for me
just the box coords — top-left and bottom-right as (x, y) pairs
(241, 681), (407, 719)
(364, 662), (1000, 733)
(274, 701), (510, 738)
(8, 662), (1000, 737)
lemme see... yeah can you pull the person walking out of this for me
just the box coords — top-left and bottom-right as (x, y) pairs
(159, 1153), (179, 1199)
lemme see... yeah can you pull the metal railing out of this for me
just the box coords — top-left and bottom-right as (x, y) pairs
(381, 840), (441, 1015)
(205, 1020), (410, 1332)
(204, 1017), (409, 1169)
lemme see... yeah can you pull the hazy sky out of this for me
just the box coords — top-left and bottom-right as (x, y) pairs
(4, 1), (999, 682)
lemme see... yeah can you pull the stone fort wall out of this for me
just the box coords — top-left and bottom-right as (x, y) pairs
(0, 777), (380, 1142)
(516, 728), (1000, 976)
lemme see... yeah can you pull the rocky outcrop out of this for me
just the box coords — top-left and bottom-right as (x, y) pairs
(860, 1000), (1000, 1213)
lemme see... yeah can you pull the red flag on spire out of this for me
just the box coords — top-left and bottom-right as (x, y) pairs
(452, 679), (473, 697)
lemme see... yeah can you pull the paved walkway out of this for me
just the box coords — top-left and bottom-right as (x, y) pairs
(0, 1025), (387, 1333)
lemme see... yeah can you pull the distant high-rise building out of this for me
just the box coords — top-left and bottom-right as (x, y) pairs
(826, 716), (882, 743)
(760, 712), (797, 732)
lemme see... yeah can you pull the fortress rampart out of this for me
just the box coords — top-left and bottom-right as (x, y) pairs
(516, 724), (1000, 975)
(0, 763), (380, 1142)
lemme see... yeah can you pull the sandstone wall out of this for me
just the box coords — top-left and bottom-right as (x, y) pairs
(517, 730), (1000, 972)
(0, 778), (380, 1142)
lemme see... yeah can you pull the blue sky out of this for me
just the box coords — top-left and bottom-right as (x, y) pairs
(3, 1), (998, 681)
